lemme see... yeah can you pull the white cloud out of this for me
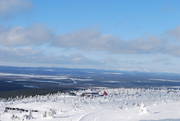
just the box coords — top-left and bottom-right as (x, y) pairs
(53, 29), (122, 52)
(0, 0), (32, 16)
(0, 47), (102, 68)
(53, 27), (180, 56)
(1, 25), (180, 60)
(0, 25), (54, 46)
(1, 25), (180, 72)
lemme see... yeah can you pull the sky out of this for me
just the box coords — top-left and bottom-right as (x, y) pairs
(0, 0), (180, 73)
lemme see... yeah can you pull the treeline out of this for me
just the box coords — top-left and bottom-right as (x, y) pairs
(0, 87), (79, 99)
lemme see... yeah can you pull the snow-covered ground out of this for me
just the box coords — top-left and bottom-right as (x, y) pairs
(1, 88), (180, 121)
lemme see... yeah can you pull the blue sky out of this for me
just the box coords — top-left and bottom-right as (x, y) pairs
(0, 0), (180, 73)
(8, 0), (180, 38)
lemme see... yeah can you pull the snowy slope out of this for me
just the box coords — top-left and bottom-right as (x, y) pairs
(1, 88), (180, 121)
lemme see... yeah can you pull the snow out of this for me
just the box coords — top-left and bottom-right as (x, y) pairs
(149, 78), (180, 83)
(0, 72), (69, 80)
(0, 72), (93, 85)
(1, 88), (180, 121)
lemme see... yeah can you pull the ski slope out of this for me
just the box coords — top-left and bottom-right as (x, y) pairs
(1, 88), (180, 121)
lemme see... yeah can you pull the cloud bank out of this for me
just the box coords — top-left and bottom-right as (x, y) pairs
(0, 0), (32, 17)
(1, 25), (180, 57)
(0, 0), (179, 72)
(0, 25), (54, 46)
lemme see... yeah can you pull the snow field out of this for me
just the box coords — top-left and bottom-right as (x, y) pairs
(1, 88), (180, 121)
